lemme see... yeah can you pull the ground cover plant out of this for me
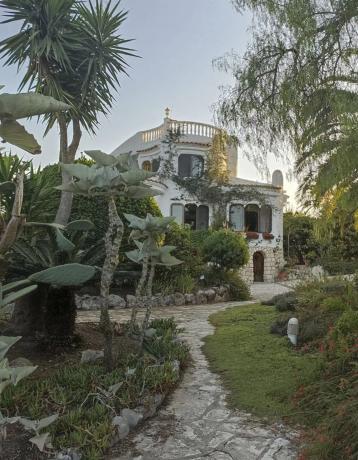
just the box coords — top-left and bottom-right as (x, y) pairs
(203, 304), (321, 418)
(205, 276), (358, 459)
(0, 319), (189, 459)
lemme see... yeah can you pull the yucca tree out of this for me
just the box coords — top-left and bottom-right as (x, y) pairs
(58, 151), (161, 369)
(0, 0), (135, 225)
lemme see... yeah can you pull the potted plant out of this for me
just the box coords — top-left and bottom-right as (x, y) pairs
(246, 231), (259, 239)
(262, 232), (274, 240)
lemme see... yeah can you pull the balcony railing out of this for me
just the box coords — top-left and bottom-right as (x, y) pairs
(140, 119), (220, 144)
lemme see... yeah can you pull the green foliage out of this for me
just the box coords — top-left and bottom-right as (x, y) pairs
(270, 292), (298, 312)
(155, 224), (205, 294)
(204, 267), (250, 301)
(0, 0), (134, 134)
(203, 304), (321, 418)
(283, 212), (320, 264)
(28, 264), (96, 287)
(0, 87), (69, 153)
(202, 229), (249, 271)
(1, 320), (189, 458)
(216, 0), (358, 211)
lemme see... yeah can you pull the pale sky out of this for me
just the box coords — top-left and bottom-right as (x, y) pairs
(0, 0), (297, 208)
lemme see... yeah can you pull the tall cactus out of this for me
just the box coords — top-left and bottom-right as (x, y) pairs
(125, 214), (182, 334)
(58, 151), (161, 370)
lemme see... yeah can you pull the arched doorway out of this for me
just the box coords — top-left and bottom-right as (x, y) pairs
(253, 251), (264, 282)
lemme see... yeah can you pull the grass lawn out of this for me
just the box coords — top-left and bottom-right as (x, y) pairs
(203, 304), (322, 421)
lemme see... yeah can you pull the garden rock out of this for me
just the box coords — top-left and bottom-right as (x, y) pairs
(75, 295), (101, 311)
(108, 294), (126, 309)
(112, 416), (130, 440)
(204, 288), (216, 302)
(144, 328), (156, 338)
(54, 449), (82, 460)
(164, 295), (174, 306)
(195, 290), (207, 304)
(120, 408), (143, 428)
(80, 349), (104, 364)
(184, 293), (196, 304)
(126, 295), (137, 308)
(174, 292), (185, 306)
(214, 294), (226, 303)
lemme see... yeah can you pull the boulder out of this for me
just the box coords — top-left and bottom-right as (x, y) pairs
(126, 294), (137, 308)
(80, 349), (104, 364)
(195, 290), (207, 304)
(163, 295), (174, 306)
(75, 294), (101, 311)
(108, 294), (126, 309)
(204, 289), (216, 302)
(173, 292), (185, 306)
(144, 328), (157, 338)
(112, 415), (130, 440)
(184, 293), (196, 305)
(214, 294), (225, 303)
(120, 408), (143, 428)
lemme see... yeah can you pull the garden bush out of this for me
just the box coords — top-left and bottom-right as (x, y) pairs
(265, 292), (298, 312)
(202, 229), (249, 271)
(204, 267), (250, 301)
(154, 224), (205, 294)
(269, 277), (358, 459)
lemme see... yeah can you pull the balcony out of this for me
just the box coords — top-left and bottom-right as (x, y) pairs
(140, 118), (220, 145)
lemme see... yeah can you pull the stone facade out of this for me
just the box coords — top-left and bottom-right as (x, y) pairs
(240, 245), (284, 284)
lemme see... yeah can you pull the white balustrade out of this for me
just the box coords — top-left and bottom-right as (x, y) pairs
(140, 119), (220, 145)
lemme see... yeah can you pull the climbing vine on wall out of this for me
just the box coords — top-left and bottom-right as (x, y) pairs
(158, 129), (265, 229)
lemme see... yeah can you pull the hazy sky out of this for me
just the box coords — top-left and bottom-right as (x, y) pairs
(0, 0), (297, 207)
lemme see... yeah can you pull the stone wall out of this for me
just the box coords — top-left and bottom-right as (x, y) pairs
(240, 246), (284, 284)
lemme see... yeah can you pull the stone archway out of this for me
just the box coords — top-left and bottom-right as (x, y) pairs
(253, 251), (264, 282)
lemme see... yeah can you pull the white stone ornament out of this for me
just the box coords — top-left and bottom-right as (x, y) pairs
(287, 318), (299, 346)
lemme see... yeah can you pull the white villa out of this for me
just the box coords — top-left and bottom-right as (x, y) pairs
(112, 110), (286, 283)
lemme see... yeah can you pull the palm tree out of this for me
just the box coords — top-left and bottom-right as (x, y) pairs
(0, 0), (135, 224)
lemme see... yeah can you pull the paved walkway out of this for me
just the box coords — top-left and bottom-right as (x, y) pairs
(78, 283), (297, 460)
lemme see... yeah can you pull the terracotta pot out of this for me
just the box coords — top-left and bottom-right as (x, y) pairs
(246, 231), (259, 239)
(262, 232), (274, 240)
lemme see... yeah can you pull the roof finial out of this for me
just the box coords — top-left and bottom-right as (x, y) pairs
(164, 107), (170, 119)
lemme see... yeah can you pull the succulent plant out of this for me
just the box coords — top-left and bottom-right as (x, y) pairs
(0, 86), (70, 154)
(124, 213), (181, 335)
(57, 150), (163, 370)
(0, 279), (37, 309)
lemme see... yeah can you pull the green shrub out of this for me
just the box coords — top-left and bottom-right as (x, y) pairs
(154, 224), (205, 294)
(204, 267), (250, 301)
(271, 292), (298, 312)
(202, 229), (249, 271)
(335, 310), (358, 336)
(321, 297), (346, 312)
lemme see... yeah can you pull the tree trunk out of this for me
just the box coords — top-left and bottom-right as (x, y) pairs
(55, 117), (82, 225)
(6, 284), (47, 337)
(129, 254), (149, 333)
(100, 196), (124, 371)
(44, 286), (76, 346)
(141, 263), (156, 340)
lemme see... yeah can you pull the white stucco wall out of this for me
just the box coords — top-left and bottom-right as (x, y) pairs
(112, 117), (286, 284)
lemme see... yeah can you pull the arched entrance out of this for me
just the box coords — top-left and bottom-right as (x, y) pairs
(253, 251), (264, 282)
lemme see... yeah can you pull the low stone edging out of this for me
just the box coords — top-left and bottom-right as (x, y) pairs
(75, 286), (230, 311)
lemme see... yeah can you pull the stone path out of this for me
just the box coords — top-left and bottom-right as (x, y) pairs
(78, 283), (297, 460)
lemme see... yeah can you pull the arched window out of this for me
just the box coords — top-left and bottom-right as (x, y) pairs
(170, 203), (184, 225)
(197, 205), (209, 230)
(184, 204), (197, 229)
(229, 204), (244, 231)
(259, 205), (272, 233)
(152, 158), (160, 172)
(142, 160), (152, 171)
(245, 204), (259, 232)
(178, 154), (204, 178)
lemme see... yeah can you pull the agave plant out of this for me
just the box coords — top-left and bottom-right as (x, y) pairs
(0, 86), (69, 154)
(0, 336), (58, 453)
(58, 150), (161, 369)
(125, 213), (181, 333)
(6, 220), (98, 342)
